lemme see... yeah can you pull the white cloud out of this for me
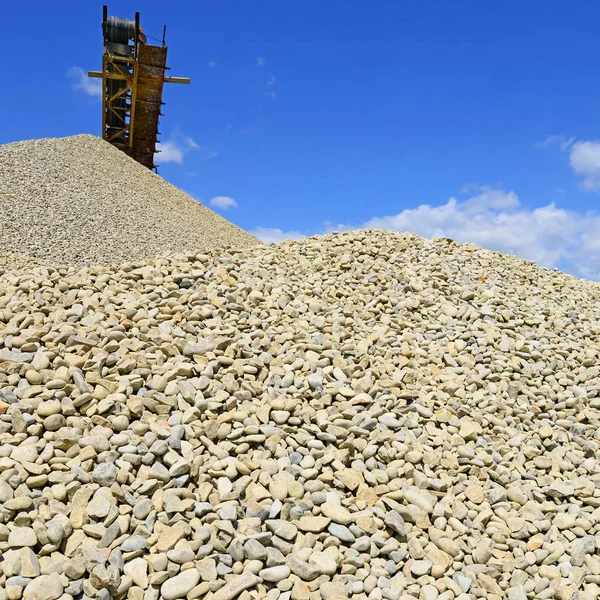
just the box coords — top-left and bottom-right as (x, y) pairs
(155, 133), (201, 164)
(569, 140), (600, 192)
(67, 67), (102, 98)
(569, 140), (600, 174)
(537, 136), (600, 192)
(460, 186), (520, 213)
(209, 196), (238, 210)
(250, 227), (304, 244)
(155, 140), (184, 163)
(538, 135), (600, 192)
(537, 134), (575, 151)
(257, 57), (267, 67)
(354, 189), (600, 279)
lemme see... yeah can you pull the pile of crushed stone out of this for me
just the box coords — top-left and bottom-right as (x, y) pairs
(0, 135), (260, 271)
(0, 229), (599, 600)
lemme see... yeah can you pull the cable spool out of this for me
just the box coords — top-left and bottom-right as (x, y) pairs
(105, 15), (135, 44)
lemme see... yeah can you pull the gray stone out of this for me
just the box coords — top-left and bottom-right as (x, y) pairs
(384, 511), (407, 542)
(288, 555), (320, 581)
(328, 523), (355, 543)
(121, 535), (148, 553)
(0, 349), (33, 364)
(92, 462), (118, 486)
(244, 538), (268, 561)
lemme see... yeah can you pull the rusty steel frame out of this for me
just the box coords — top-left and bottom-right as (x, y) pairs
(130, 44), (168, 169)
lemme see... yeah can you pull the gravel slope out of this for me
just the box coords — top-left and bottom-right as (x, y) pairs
(0, 135), (260, 270)
(1, 230), (600, 600)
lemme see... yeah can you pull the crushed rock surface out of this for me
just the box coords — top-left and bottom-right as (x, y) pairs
(0, 230), (600, 600)
(0, 135), (260, 271)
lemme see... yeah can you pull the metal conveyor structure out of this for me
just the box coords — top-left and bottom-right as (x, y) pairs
(88, 6), (190, 171)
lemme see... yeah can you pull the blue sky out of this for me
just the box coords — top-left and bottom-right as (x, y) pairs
(2, 1), (600, 278)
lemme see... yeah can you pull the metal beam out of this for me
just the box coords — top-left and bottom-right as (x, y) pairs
(164, 76), (191, 84)
(91, 73), (190, 85)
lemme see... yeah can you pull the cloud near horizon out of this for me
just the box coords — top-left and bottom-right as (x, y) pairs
(250, 226), (304, 244)
(252, 187), (600, 280)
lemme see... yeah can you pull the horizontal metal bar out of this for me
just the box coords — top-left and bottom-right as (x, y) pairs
(88, 71), (103, 78)
(164, 76), (190, 84)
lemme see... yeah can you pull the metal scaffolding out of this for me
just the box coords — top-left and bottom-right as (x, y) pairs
(88, 6), (190, 171)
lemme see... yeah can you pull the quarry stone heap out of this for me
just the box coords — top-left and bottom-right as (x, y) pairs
(0, 230), (599, 600)
(0, 135), (260, 271)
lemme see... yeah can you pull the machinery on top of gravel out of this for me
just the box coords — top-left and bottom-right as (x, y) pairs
(88, 6), (190, 171)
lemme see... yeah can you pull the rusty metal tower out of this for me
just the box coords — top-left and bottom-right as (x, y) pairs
(88, 6), (190, 171)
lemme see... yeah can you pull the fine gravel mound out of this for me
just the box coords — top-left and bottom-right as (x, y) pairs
(0, 135), (260, 270)
(0, 230), (600, 600)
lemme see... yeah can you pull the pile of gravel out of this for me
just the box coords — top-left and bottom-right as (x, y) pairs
(0, 135), (260, 270)
(0, 229), (600, 600)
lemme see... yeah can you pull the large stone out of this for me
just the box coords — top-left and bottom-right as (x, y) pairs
(156, 526), (185, 553)
(86, 488), (115, 520)
(92, 462), (118, 486)
(8, 527), (37, 548)
(320, 502), (352, 524)
(288, 555), (320, 581)
(259, 565), (291, 582)
(197, 558), (217, 581)
(211, 573), (260, 600)
(308, 551), (337, 575)
(18, 548), (41, 577)
(90, 564), (121, 592)
(23, 574), (63, 600)
(0, 349), (33, 364)
(160, 568), (200, 600)
(320, 581), (348, 600)
(298, 516), (330, 532)
(124, 557), (148, 588)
